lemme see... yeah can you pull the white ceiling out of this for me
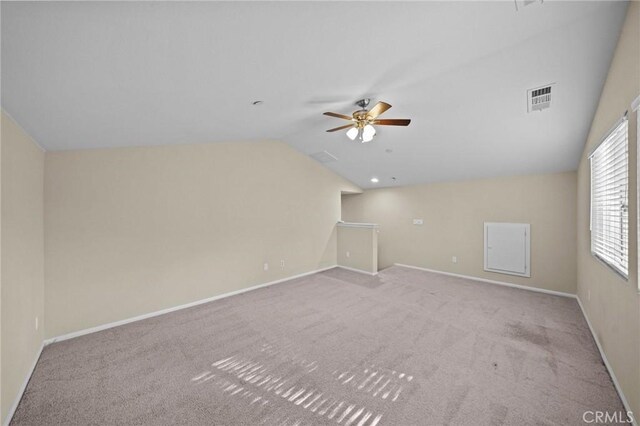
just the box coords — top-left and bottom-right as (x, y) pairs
(1, 1), (628, 188)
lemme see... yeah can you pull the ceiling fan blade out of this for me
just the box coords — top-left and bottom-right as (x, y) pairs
(366, 102), (392, 119)
(373, 119), (411, 126)
(326, 123), (355, 132)
(323, 112), (354, 121)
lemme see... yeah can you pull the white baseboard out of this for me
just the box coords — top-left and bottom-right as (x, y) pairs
(336, 265), (378, 276)
(576, 297), (637, 426)
(44, 265), (337, 346)
(3, 342), (44, 426)
(393, 263), (575, 298)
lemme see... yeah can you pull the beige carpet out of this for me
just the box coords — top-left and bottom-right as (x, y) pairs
(11, 266), (626, 425)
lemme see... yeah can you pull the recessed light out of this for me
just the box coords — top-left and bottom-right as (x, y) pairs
(370, 177), (379, 183)
(252, 100), (264, 106)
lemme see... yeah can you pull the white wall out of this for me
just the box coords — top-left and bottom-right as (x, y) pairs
(1, 111), (45, 422)
(337, 224), (378, 274)
(576, 1), (639, 415)
(342, 171), (577, 294)
(44, 141), (360, 338)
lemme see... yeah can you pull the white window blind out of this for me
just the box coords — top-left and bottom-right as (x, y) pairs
(590, 118), (629, 278)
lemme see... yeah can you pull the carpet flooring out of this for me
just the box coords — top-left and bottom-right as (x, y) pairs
(11, 266), (626, 425)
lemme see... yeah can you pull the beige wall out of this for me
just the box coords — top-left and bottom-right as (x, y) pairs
(1, 111), (45, 422)
(44, 141), (359, 338)
(342, 171), (577, 294)
(576, 1), (639, 415)
(337, 224), (378, 274)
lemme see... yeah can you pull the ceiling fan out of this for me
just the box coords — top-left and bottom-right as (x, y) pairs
(324, 99), (411, 143)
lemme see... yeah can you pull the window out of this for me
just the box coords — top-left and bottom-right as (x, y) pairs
(590, 117), (629, 278)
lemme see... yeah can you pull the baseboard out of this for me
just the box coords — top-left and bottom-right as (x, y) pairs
(44, 265), (338, 346)
(336, 265), (378, 276)
(3, 342), (44, 426)
(393, 263), (575, 298)
(576, 297), (637, 426)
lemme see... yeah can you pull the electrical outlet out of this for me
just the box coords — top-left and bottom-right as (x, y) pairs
(281, 260), (285, 269)
(452, 256), (457, 264)
(263, 263), (269, 271)
(35, 316), (39, 331)
(346, 251), (350, 258)
(413, 219), (424, 225)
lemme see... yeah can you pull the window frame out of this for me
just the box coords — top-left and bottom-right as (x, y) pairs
(633, 95), (640, 290)
(589, 115), (629, 280)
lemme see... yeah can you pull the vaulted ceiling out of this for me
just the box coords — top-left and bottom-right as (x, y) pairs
(1, 1), (628, 188)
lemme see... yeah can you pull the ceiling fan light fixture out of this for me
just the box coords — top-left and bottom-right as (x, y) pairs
(362, 124), (376, 142)
(324, 100), (410, 140)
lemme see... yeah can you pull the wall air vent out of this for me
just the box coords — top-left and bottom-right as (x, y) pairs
(527, 84), (553, 113)
(310, 150), (338, 163)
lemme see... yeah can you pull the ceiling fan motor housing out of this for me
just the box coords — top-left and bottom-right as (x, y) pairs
(353, 110), (370, 126)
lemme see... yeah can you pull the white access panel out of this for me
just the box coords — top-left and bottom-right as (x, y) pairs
(484, 223), (530, 277)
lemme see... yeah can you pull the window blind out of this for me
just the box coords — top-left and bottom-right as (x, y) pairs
(590, 118), (629, 278)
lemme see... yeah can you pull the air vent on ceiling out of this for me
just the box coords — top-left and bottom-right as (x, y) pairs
(527, 84), (553, 113)
(310, 150), (338, 163)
